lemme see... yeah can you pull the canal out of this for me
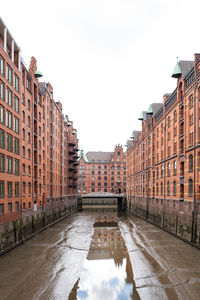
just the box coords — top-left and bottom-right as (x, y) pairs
(0, 209), (200, 300)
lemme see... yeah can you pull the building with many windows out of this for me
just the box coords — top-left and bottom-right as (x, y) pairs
(0, 17), (79, 224)
(126, 54), (200, 243)
(78, 145), (126, 194)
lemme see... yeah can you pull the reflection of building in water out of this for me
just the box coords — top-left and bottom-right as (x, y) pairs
(88, 217), (126, 266)
(69, 216), (141, 300)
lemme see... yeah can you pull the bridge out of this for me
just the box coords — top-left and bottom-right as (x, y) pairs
(78, 192), (127, 210)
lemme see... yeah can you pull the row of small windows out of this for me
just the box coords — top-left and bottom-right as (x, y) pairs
(0, 202), (20, 215)
(0, 130), (19, 154)
(0, 181), (19, 198)
(155, 179), (193, 196)
(0, 56), (19, 92)
(0, 105), (19, 133)
(0, 155), (19, 174)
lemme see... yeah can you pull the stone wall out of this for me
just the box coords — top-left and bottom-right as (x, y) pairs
(127, 197), (200, 248)
(0, 197), (78, 256)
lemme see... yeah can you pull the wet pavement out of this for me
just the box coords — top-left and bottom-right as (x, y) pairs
(0, 209), (200, 300)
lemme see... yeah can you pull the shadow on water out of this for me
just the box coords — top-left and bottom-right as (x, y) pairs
(68, 208), (140, 300)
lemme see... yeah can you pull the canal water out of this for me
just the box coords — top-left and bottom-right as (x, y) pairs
(0, 209), (200, 300)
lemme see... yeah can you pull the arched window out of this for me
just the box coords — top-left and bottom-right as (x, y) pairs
(173, 161), (177, 175)
(117, 151), (120, 156)
(98, 176), (101, 181)
(189, 179), (193, 196)
(161, 165), (164, 177)
(161, 123), (164, 134)
(92, 165), (95, 169)
(117, 165), (120, 170)
(189, 155), (193, 172)
(189, 95), (193, 109)
(111, 165), (114, 170)
(79, 165), (82, 169)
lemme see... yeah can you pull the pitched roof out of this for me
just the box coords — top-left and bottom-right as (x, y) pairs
(86, 151), (113, 162)
(179, 61), (194, 79)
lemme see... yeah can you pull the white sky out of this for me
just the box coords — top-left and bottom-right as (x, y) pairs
(1, 0), (200, 152)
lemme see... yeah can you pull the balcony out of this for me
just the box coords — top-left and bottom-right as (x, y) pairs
(73, 161), (80, 166)
(179, 117), (184, 124)
(69, 141), (76, 147)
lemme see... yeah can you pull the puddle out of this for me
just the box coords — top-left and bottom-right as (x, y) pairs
(69, 215), (140, 300)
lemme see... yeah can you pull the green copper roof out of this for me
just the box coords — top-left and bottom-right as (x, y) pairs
(147, 104), (153, 114)
(138, 111), (144, 121)
(67, 122), (72, 126)
(34, 71), (43, 78)
(172, 61), (181, 78)
(80, 150), (89, 162)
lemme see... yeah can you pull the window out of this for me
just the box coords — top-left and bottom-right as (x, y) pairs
(15, 202), (19, 211)
(28, 182), (31, 195)
(15, 182), (19, 197)
(0, 154), (5, 172)
(14, 117), (19, 134)
(156, 183), (159, 195)
(14, 159), (19, 175)
(28, 116), (30, 127)
(0, 129), (5, 148)
(168, 116), (171, 127)
(28, 99), (30, 110)
(6, 110), (12, 129)
(14, 138), (19, 154)
(22, 93), (25, 105)
(167, 163), (170, 176)
(167, 181), (170, 195)
(0, 181), (4, 198)
(28, 149), (31, 159)
(22, 111), (25, 122)
(174, 126), (177, 137)
(174, 142), (177, 154)
(14, 74), (19, 92)
(91, 176), (95, 181)
(0, 105), (4, 124)
(7, 156), (13, 174)
(161, 182), (163, 195)
(111, 165), (114, 170)
(189, 95), (193, 109)
(7, 182), (12, 197)
(23, 163), (25, 175)
(189, 179), (193, 196)
(6, 64), (13, 85)
(0, 203), (4, 214)
(173, 161), (177, 175)
(28, 132), (31, 143)
(6, 87), (12, 107)
(98, 165), (101, 169)
(173, 181), (176, 196)
(38, 94), (42, 105)
(0, 80), (4, 100)
(156, 167), (159, 178)
(23, 128), (25, 140)
(6, 133), (13, 152)
(189, 132), (193, 146)
(0, 55), (5, 75)
(189, 114), (193, 126)
(26, 77), (31, 91)
(8, 203), (12, 213)
(92, 165), (95, 169)
(14, 95), (19, 113)
(189, 155), (193, 172)
(23, 182), (25, 195)
(174, 110), (177, 122)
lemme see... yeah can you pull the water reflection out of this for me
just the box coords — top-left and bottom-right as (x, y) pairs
(69, 214), (140, 300)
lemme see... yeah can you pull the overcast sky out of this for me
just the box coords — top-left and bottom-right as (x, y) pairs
(1, 0), (200, 152)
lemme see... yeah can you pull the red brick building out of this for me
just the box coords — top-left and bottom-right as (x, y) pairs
(0, 17), (79, 224)
(78, 145), (126, 194)
(126, 54), (200, 243)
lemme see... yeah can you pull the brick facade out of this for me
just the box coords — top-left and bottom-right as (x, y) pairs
(126, 54), (200, 243)
(78, 145), (126, 194)
(0, 18), (79, 224)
